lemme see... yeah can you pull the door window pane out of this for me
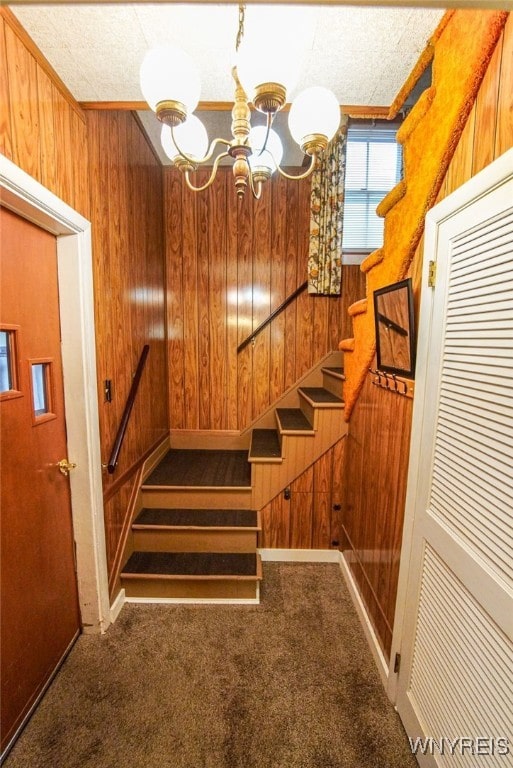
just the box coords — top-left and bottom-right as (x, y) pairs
(31, 363), (49, 416)
(0, 331), (12, 392)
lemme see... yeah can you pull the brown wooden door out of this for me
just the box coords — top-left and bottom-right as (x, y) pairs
(0, 207), (81, 755)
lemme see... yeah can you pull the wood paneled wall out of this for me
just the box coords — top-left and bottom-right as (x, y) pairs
(165, 168), (351, 432)
(1, 9), (89, 218)
(87, 111), (168, 573)
(342, 14), (513, 661)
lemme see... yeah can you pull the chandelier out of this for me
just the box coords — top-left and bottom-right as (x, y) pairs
(139, 4), (341, 199)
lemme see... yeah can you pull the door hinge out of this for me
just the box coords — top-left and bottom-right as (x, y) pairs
(394, 652), (401, 674)
(428, 260), (436, 288)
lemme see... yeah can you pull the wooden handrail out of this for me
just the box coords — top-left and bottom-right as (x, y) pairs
(107, 344), (149, 474)
(237, 281), (308, 354)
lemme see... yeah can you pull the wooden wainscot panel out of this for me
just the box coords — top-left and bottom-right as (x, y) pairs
(165, 168), (350, 432)
(342, 371), (412, 658)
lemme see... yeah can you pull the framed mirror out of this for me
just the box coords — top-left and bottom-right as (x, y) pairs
(373, 278), (416, 378)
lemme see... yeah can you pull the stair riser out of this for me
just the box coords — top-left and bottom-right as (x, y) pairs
(299, 399), (318, 429)
(322, 372), (343, 399)
(132, 529), (258, 553)
(122, 577), (259, 600)
(141, 488), (253, 509)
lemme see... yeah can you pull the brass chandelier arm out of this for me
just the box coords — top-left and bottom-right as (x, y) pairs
(170, 125), (232, 166)
(275, 153), (317, 181)
(183, 151), (230, 192)
(248, 171), (263, 200)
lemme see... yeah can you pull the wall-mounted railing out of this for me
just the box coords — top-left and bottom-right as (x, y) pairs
(107, 344), (149, 474)
(237, 281), (308, 354)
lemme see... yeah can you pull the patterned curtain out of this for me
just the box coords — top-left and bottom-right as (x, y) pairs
(307, 116), (348, 295)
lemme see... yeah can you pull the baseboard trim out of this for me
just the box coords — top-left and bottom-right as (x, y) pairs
(338, 551), (389, 688)
(110, 588), (126, 622)
(125, 582), (260, 606)
(259, 548), (341, 562)
(125, 596), (260, 605)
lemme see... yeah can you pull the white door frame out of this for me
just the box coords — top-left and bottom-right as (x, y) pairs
(388, 146), (513, 705)
(1, 154), (110, 634)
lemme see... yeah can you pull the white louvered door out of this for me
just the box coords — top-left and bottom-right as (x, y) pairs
(393, 149), (513, 768)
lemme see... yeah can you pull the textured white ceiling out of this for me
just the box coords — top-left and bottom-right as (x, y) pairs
(10, 3), (445, 165)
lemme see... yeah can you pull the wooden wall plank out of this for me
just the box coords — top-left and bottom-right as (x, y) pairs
(70, 109), (90, 217)
(312, 492), (331, 549)
(269, 176), (287, 403)
(252, 183), (272, 420)
(196, 170), (211, 430)
(225, 178), (239, 431)
(472, 31), (502, 176)
(182, 185), (200, 429)
(166, 169), (185, 430)
(495, 15), (513, 157)
(289, 491), (313, 549)
(236, 187), (254, 429)
(36, 67), (57, 196)
(0, 17), (13, 159)
(53, 88), (75, 206)
(283, 180), (299, 392)
(4, 23), (41, 182)
(208, 172), (228, 430)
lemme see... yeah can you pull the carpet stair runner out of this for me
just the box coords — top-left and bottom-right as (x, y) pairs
(339, 10), (508, 420)
(120, 360), (347, 602)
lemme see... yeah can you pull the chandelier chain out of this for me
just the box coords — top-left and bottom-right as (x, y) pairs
(236, 3), (246, 52)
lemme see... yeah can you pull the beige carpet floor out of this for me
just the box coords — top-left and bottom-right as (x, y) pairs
(4, 563), (417, 768)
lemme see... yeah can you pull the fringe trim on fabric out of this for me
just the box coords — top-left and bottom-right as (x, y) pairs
(361, 249), (384, 274)
(376, 181), (407, 219)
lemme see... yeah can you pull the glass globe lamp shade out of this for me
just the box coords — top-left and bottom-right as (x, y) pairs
(288, 87), (340, 151)
(248, 126), (284, 174)
(161, 116), (209, 163)
(140, 46), (201, 117)
(237, 45), (299, 100)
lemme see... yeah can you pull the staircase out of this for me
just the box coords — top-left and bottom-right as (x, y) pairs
(339, 10), (508, 420)
(120, 355), (347, 602)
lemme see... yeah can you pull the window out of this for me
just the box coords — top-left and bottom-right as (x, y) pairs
(342, 123), (402, 253)
(29, 359), (55, 422)
(0, 327), (20, 399)
(31, 363), (49, 416)
(0, 331), (12, 392)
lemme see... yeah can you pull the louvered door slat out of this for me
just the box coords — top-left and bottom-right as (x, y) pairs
(395, 153), (513, 761)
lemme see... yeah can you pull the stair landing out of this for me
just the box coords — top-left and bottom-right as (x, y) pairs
(144, 449), (251, 488)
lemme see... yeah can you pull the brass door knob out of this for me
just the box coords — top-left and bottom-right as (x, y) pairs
(57, 459), (77, 476)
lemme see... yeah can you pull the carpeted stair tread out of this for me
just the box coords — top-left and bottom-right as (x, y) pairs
(134, 508), (259, 528)
(299, 387), (344, 405)
(122, 551), (258, 578)
(249, 429), (282, 460)
(322, 366), (345, 379)
(276, 408), (314, 433)
(144, 449), (251, 488)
